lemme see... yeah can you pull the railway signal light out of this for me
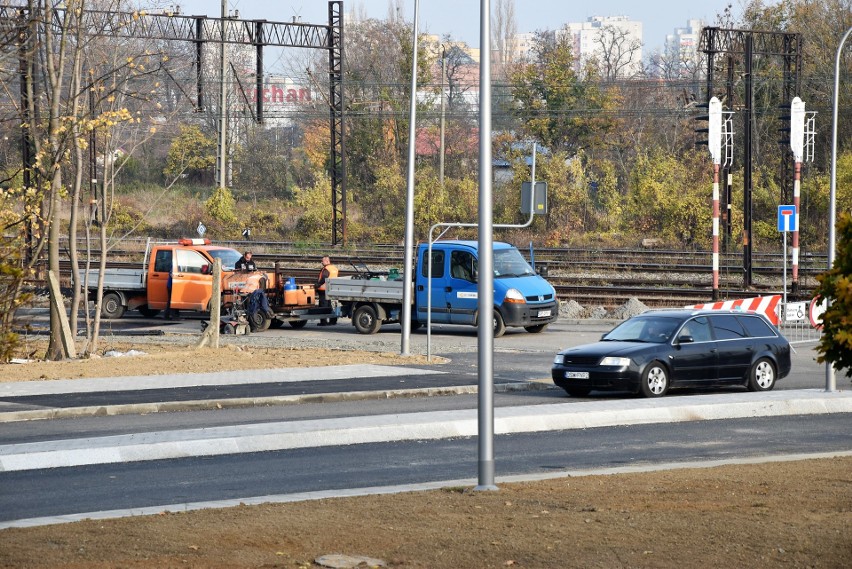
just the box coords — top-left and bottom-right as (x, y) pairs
(694, 102), (710, 147)
(778, 102), (791, 146)
(695, 97), (723, 164)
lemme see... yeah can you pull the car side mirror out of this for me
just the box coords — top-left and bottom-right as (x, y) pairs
(201, 264), (210, 275)
(677, 335), (694, 344)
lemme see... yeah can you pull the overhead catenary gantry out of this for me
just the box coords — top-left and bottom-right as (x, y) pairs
(3, 1), (348, 245)
(699, 27), (803, 289)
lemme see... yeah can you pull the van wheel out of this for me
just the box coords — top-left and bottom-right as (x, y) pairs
(101, 292), (125, 319)
(354, 305), (381, 334)
(138, 305), (160, 318)
(493, 310), (506, 338)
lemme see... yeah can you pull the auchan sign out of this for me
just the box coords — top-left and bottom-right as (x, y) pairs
(250, 85), (312, 104)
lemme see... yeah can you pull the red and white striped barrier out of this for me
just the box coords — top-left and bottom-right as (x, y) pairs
(687, 295), (781, 325)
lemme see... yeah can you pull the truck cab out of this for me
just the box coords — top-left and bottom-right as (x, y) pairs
(144, 239), (243, 313)
(87, 238), (246, 319)
(415, 241), (558, 335)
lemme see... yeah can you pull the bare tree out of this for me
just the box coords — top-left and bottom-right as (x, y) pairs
(491, 0), (517, 77)
(593, 24), (643, 81)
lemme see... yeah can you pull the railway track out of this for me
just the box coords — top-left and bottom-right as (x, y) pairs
(45, 241), (821, 309)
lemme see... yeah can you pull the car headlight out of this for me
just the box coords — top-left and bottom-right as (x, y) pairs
(599, 357), (630, 367)
(504, 288), (526, 304)
(553, 354), (564, 365)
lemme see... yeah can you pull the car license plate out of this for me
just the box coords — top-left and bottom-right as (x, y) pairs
(537, 310), (551, 317)
(565, 371), (589, 379)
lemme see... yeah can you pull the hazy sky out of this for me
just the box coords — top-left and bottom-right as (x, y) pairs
(172, 0), (751, 53)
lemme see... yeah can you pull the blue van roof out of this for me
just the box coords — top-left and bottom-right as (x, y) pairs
(424, 240), (514, 250)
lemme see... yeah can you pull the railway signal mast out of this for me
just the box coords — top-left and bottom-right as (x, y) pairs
(699, 97), (733, 300)
(788, 97), (816, 294)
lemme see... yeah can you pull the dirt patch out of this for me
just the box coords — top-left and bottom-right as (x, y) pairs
(2, 339), (850, 568)
(4, 340), (436, 382)
(0, 457), (849, 568)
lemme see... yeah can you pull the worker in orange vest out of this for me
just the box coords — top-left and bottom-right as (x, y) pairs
(316, 255), (338, 326)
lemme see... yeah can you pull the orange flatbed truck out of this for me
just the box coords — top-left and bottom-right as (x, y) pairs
(81, 238), (245, 319)
(82, 238), (340, 329)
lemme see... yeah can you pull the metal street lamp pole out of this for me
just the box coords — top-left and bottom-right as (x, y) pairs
(476, 0), (497, 492)
(401, 0), (420, 356)
(439, 45), (446, 187)
(826, 26), (852, 393)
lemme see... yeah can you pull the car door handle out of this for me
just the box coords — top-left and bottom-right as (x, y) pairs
(445, 286), (452, 292)
(417, 285), (424, 291)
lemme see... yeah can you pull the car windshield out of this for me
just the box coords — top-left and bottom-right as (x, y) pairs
(603, 315), (680, 343)
(207, 249), (242, 271)
(493, 248), (536, 278)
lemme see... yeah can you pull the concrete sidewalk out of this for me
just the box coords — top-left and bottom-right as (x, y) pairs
(2, 387), (851, 473)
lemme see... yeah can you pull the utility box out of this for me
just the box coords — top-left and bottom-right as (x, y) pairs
(521, 181), (548, 215)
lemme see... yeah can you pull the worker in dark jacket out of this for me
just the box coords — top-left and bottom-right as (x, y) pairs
(316, 255), (338, 326)
(235, 251), (256, 272)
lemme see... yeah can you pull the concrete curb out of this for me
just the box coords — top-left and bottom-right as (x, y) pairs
(2, 389), (850, 473)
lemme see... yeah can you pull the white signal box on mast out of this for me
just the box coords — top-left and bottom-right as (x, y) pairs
(790, 97), (806, 162)
(708, 96), (723, 165)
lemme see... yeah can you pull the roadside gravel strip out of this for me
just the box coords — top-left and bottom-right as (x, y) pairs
(2, 388), (851, 473)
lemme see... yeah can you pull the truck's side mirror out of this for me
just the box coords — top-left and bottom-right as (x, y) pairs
(201, 264), (210, 275)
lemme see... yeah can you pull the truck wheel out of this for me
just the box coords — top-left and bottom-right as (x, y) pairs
(269, 319), (284, 329)
(288, 320), (307, 329)
(101, 292), (126, 319)
(248, 311), (272, 332)
(138, 305), (160, 318)
(353, 305), (381, 334)
(493, 310), (506, 338)
(525, 324), (547, 334)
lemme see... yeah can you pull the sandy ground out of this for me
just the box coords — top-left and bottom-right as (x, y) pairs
(1, 339), (850, 568)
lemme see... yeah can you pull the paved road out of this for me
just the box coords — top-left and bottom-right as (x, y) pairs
(2, 413), (850, 527)
(2, 316), (848, 528)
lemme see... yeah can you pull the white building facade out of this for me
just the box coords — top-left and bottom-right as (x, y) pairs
(664, 19), (705, 78)
(558, 16), (643, 78)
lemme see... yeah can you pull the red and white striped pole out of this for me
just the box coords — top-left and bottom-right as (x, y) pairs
(792, 161), (801, 292)
(713, 163), (720, 294)
(790, 97), (806, 295)
(708, 97), (723, 299)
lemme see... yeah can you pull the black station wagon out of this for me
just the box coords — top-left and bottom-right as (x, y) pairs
(551, 309), (792, 398)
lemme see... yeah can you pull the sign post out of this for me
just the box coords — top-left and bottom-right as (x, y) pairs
(777, 205), (797, 318)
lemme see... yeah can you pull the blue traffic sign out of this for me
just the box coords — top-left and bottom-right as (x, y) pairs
(777, 205), (797, 232)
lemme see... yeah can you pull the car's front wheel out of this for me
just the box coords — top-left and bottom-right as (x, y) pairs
(640, 362), (669, 398)
(747, 357), (776, 391)
(492, 310), (506, 338)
